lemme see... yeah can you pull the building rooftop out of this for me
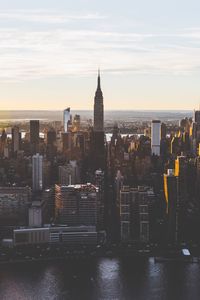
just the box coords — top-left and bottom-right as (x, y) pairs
(56, 183), (98, 193)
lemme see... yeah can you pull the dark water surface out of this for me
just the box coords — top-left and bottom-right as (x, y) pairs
(0, 258), (199, 300)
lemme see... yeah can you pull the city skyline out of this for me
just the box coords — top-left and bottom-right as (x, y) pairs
(1, 2), (200, 300)
(1, 0), (200, 110)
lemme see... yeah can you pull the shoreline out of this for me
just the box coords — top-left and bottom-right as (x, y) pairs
(0, 254), (199, 265)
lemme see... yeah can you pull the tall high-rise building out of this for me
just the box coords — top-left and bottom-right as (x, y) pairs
(120, 186), (131, 242)
(73, 114), (81, 131)
(63, 108), (71, 133)
(163, 169), (178, 244)
(55, 184), (97, 226)
(62, 132), (72, 157)
(95, 169), (105, 229)
(30, 120), (39, 154)
(194, 110), (200, 127)
(0, 187), (31, 226)
(115, 170), (124, 209)
(46, 128), (57, 160)
(91, 71), (105, 170)
(151, 120), (161, 156)
(47, 128), (56, 145)
(174, 155), (189, 241)
(171, 136), (181, 155)
(120, 186), (154, 243)
(59, 161), (80, 185)
(94, 70), (104, 132)
(32, 153), (43, 192)
(194, 110), (200, 145)
(161, 122), (167, 139)
(12, 126), (21, 155)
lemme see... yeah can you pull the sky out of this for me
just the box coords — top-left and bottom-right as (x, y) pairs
(1, 0), (200, 110)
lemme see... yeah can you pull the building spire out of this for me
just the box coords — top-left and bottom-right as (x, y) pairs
(94, 69), (104, 132)
(97, 68), (101, 90)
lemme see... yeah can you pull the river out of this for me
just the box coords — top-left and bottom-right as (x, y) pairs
(0, 257), (199, 300)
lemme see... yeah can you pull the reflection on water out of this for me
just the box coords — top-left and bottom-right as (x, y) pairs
(0, 258), (200, 300)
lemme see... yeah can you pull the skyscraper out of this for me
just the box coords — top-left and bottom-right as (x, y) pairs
(91, 70), (105, 170)
(194, 110), (200, 127)
(120, 186), (154, 243)
(46, 128), (57, 161)
(59, 161), (80, 185)
(0, 187), (31, 226)
(63, 108), (71, 133)
(95, 169), (105, 229)
(12, 126), (21, 155)
(73, 114), (81, 132)
(163, 169), (178, 244)
(151, 120), (161, 156)
(30, 120), (39, 154)
(32, 153), (43, 192)
(55, 184), (97, 226)
(94, 70), (104, 132)
(47, 128), (56, 145)
(194, 110), (200, 145)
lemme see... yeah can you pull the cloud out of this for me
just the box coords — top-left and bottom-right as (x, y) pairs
(1, 10), (200, 82)
(0, 9), (105, 24)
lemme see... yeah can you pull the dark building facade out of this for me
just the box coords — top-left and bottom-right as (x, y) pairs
(91, 71), (105, 170)
(94, 70), (104, 132)
(30, 120), (39, 154)
(164, 170), (178, 244)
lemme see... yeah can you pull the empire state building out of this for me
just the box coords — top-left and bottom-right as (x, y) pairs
(94, 70), (104, 132)
(90, 70), (105, 171)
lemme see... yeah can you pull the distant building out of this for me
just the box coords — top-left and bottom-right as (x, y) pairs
(59, 161), (80, 185)
(46, 128), (57, 160)
(29, 201), (43, 227)
(42, 187), (55, 222)
(95, 169), (105, 230)
(30, 120), (39, 154)
(163, 169), (178, 244)
(171, 136), (181, 155)
(14, 227), (49, 246)
(13, 226), (101, 247)
(73, 114), (81, 131)
(62, 132), (72, 155)
(94, 70), (104, 132)
(174, 156), (189, 241)
(120, 186), (155, 243)
(43, 159), (51, 188)
(0, 129), (7, 156)
(194, 111), (200, 145)
(63, 108), (71, 133)
(90, 70), (105, 170)
(115, 170), (124, 209)
(47, 128), (56, 145)
(194, 110), (200, 127)
(120, 186), (131, 242)
(0, 187), (31, 226)
(29, 191), (50, 227)
(191, 122), (197, 154)
(151, 120), (161, 156)
(32, 153), (43, 191)
(12, 126), (21, 155)
(55, 184), (97, 226)
(174, 155), (188, 204)
(161, 122), (167, 139)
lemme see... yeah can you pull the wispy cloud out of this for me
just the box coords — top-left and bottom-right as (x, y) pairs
(1, 10), (200, 82)
(0, 9), (105, 24)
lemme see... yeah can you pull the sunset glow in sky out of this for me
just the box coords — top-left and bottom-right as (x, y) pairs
(1, 0), (200, 110)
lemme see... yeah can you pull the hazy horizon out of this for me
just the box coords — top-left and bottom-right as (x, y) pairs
(0, 109), (192, 123)
(0, 109), (193, 112)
